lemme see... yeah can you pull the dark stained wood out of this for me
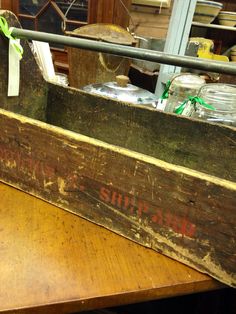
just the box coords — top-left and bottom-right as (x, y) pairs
(68, 47), (131, 88)
(0, 107), (235, 287)
(222, 0), (235, 11)
(47, 84), (236, 182)
(0, 0), (17, 13)
(0, 182), (225, 314)
(112, 0), (132, 28)
(0, 10), (236, 289)
(0, 0), (13, 10)
(67, 24), (134, 88)
(0, 10), (48, 121)
(88, 0), (132, 28)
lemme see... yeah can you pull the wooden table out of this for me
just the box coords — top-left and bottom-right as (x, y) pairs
(0, 182), (225, 314)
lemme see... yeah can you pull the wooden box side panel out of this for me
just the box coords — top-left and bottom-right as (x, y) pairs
(47, 84), (236, 182)
(0, 10), (48, 121)
(0, 109), (235, 287)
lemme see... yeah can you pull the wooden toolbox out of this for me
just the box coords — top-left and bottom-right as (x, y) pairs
(0, 11), (235, 287)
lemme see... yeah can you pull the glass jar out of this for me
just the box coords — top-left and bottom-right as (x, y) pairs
(191, 83), (236, 127)
(83, 75), (159, 108)
(164, 73), (206, 113)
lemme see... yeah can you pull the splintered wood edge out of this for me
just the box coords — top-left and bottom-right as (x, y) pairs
(1, 107), (236, 192)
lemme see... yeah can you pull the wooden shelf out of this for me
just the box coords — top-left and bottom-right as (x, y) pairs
(132, 0), (171, 7)
(192, 21), (236, 32)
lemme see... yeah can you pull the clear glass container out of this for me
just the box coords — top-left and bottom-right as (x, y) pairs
(83, 75), (158, 108)
(191, 83), (236, 127)
(164, 73), (206, 113)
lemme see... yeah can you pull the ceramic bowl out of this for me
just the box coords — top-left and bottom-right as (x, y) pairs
(194, 1), (223, 24)
(193, 12), (217, 24)
(218, 11), (236, 19)
(218, 11), (236, 26)
(218, 18), (236, 27)
(195, 1), (223, 15)
(231, 49), (236, 61)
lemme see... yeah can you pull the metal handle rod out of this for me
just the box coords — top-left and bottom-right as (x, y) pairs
(12, 27), (236, 76)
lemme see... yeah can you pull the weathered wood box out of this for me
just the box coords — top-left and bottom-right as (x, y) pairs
(0, 11), (235, 287)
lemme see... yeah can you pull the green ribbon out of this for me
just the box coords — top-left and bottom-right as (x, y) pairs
(0, 17), (23, 59)
(174, 96), (215, 115)
(160, 80), (171, 102)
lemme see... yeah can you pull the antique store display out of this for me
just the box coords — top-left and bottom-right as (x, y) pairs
(0, 11), (236, 288)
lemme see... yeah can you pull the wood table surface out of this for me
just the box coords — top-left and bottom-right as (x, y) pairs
(0, 182), (225, 314)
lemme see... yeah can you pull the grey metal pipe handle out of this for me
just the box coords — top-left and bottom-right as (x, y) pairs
(11, 27), (236, 76)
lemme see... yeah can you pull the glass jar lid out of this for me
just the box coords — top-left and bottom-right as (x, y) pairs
(83, 75), (158, 108)
(171, 73), (206, 90)
(198, 83), (236, 112)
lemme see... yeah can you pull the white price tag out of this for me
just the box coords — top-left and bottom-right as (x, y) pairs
(8, 39), (20, 97)
(156, 99), (167, 111)
(181, 101), (195, 117)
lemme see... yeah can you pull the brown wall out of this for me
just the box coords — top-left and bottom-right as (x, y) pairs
(130, 4), (172, 39)
(89, 0), (132, 27)
(0, 0), (17, 12)
(222, 0), (236, 11)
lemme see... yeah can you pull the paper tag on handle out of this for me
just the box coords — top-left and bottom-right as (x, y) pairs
(8, 39), (20, 97)
(181, 100), (195, 117)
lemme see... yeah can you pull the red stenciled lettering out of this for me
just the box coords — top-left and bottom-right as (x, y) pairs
(0, 147), (4, 160)
(152, 209), (163, 225)
(3, 148), (12, 162)
(164, 211), (173, 227)
(21, 157), (32, 173)
(111, 191), (123, 208)
(151, 208), (196, 238)
(0, 146), (58, 182)
(137, 200), (149, 217)
(99, 187), (111, 203)
(181, 219), (196, 237)
(65, 173), (79, 191)
(15, 151), (22, 168)
(123, 195), (135, 214)
(165, 212), (182, 234)
(26, 157), (34, 173)
(0, 146), (8, 161)
(43, 164), (55, 178)
(32, 159), (41, 176)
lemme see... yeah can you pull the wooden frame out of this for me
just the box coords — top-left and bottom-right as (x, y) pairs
(1, 0), (132, 28)
(132, 0), (171, 8)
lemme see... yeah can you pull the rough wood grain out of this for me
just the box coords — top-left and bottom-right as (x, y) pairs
(0, 8), (235, 290)
(130, 5), (171, 38)
(67, 23), (133, 88)
(0, 10), (47, 121)
(47, 84), (236, 182)
(0, 108), (235, 287)
(0, 182), (225, 314)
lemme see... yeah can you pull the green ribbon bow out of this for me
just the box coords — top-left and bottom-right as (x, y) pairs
(0, 17), (23, 59)
(174, 96), (215, 115)
(160, 80), (171, 102)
